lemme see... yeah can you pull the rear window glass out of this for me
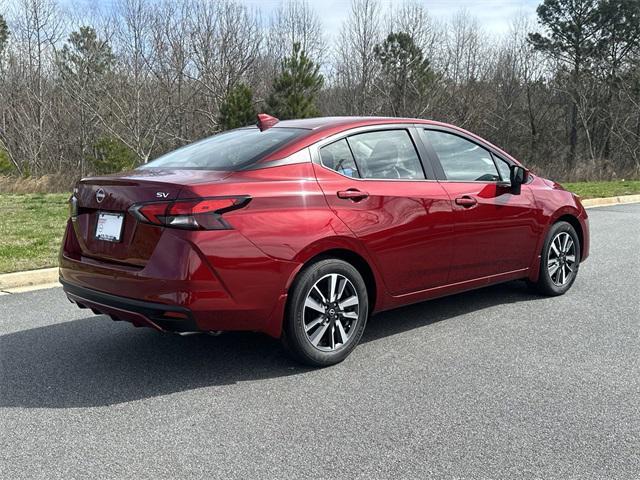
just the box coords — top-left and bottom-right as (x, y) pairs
(138, 127), (306, 171)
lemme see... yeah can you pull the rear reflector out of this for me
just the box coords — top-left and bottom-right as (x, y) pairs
(130, 196), (250, 230)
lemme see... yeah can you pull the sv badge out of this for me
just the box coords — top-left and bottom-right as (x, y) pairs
(156, 192), (170, 199)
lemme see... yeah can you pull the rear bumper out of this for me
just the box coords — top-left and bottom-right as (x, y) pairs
(61, 279), (199, 332)
(59, 220), (298, 337)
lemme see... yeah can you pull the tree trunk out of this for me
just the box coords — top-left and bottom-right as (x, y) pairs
(569, 100), (578, 168)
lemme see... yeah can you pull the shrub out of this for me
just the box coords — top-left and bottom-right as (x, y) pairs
(88, 137), (138, 174)
(0, 148), (14, 175)
(218, 84), (256, 130)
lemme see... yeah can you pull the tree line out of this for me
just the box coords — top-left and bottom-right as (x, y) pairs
(0, 0), (639, 183)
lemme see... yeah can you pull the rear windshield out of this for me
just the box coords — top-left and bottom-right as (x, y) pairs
(138, 127), (306, 171)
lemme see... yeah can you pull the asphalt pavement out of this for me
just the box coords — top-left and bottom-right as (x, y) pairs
(1, 204), (639, 479)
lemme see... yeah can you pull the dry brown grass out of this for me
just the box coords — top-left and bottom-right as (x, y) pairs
(529, 160), (640, 183)
(0, 174), (77, 194)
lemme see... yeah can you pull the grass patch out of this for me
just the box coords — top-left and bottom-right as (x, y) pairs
(0, 193), (69, 273)
(563, 180), (640, 199)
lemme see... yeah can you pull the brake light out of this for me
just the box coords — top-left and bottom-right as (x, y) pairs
(167, 198), (236, 215)
(137, 202), (167, 224)
(130, 196), (250, 230)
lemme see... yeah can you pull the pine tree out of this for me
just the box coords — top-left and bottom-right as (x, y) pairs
(528, 0), (602, 165)
(217, 84), (256, 131)
(89, 137), (137, 174)
(58, 26), (115, 83)
(266, 42), (324, 119)
(374, 32), (434, 117)
(0, 14), (9, 58)
(58, 26), (115, 175)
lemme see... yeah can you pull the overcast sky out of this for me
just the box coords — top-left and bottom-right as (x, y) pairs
(246, 0), (540, 36)
(57, 0), (542, 40)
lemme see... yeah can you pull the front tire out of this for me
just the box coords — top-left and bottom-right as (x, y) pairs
(283, 259), (369, 367)
(531, 221), (581, 296)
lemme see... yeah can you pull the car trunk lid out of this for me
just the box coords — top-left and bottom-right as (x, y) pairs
(72, 169), (232, 266)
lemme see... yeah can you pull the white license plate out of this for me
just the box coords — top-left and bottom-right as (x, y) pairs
(95, 212), (124, 242)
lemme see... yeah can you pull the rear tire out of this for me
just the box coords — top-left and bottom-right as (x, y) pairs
(282, 259), (369, 367)
(530, 221), (581, 296)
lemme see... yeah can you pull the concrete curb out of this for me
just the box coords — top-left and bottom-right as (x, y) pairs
(0, 267), (59, 293)
(581, 194), (640, 208)
(0, 194), (639, 294)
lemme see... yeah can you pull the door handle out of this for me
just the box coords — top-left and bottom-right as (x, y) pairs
(337, 189), (369, 201)
(455, 196), (477, 207)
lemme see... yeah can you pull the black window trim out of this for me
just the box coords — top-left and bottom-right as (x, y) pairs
(310, 124), (437, 182)
(416, 125), (516, 185)
(490, 151), (512, 182)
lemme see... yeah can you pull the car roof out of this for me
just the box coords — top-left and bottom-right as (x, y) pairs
(262, 116), (433, 162)
(271, 116), (432, 131)
(262, 116), (521, 166)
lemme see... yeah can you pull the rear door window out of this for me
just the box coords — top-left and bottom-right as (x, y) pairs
(319, 139), (360, 178)
(346, 130), (425, 180)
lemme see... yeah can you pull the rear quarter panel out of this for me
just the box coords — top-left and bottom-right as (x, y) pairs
(182, 161), (386, 309)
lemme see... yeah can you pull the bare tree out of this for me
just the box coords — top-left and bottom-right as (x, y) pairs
(0, 0), (639, 183)
(1, 0), (63, 175)
(334, 0), (382, 115)
(267, 0), (325, 69)
(440, 10), (494, 129)
(92, 0), (170, 163)
(387, 0), (438, 55)
(147, 0), (194, 146)
(189, 0), (261, 130)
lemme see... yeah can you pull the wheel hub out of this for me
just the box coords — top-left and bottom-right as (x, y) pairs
(547, 232), (577, 286)
(302, 273), (360, 352)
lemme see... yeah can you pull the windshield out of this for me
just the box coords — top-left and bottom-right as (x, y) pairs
(138, 127), (306, 171)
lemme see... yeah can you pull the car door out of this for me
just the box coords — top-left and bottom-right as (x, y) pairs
(311, 126), (455, 296)
(418, 127), (539, 283)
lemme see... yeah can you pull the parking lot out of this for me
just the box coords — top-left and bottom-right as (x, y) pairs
(1, 203), (639, 479)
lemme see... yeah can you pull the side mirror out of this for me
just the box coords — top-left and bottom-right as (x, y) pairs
(509, 165), (528, 195)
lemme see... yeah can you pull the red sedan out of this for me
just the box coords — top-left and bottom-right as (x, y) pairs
(60, 115), (589, 366)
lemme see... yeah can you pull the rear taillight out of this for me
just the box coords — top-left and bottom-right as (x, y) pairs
(69, 187), (79, 220)
(129, 196), (250, 230)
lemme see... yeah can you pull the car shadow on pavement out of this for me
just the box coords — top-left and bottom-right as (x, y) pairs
(0, 281), (542, 409)
(362, 280), (542, 343)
